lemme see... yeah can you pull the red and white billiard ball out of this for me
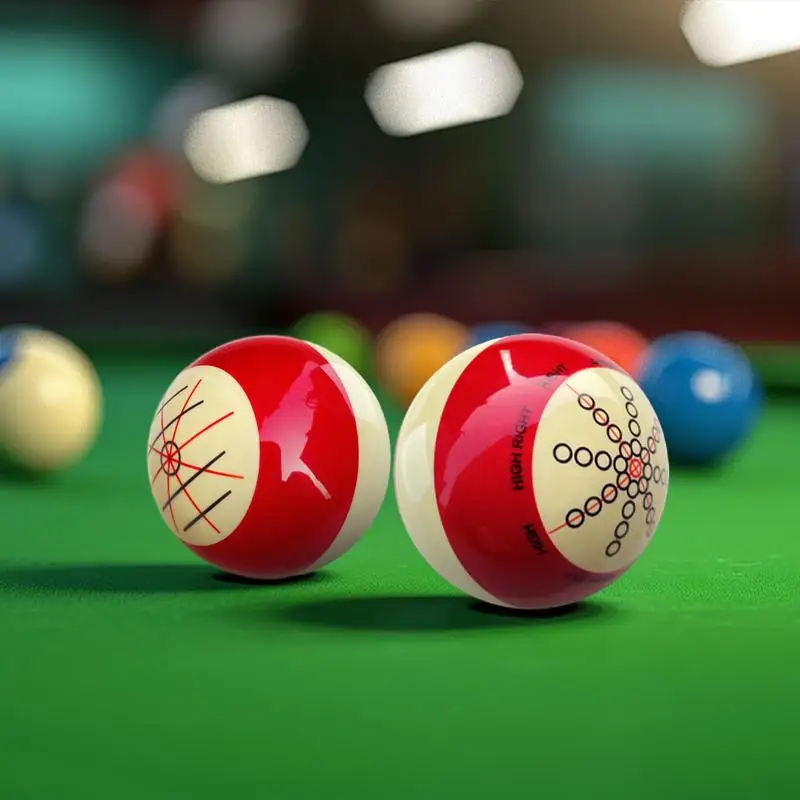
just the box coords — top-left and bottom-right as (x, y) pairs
(394, 333), (669, 610)
(147, 335), (391, 580)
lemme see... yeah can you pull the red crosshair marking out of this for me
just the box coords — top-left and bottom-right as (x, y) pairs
(628, 458), (643, 479)
(180, 411), (235, 450)
(161, 441), (180, 475)
(150, 382), (242, 534)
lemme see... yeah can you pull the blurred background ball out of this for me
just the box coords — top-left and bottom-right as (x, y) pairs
(0, 327), (103, 473)
(290, 311), (373, 378)
(637, 332), (763, 466)
(563, 321), (650, 377)
(375, 312), (468, 408)
(465, 320), (533, 348)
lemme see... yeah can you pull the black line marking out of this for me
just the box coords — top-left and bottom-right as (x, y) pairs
(151, 401), (204, 448)
(162, 451), (226, 511)
(184, 490), (233, 532)
(157, 385), (188, 416)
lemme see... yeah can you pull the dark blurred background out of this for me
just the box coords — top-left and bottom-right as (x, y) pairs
(1, 0), (799, 352)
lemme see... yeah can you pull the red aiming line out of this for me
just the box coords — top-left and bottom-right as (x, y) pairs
(173, 472), (221, 535)
(172, 379), (202, 448)
(179, 411), (235, 451)
(548, 519), (572, 535)
(149, 444), (245, 483)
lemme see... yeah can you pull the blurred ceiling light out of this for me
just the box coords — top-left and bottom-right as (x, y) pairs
(365, 42), (523, 137)
(184, 95), (309, 183)
(681, 0), (800, 67)
(370, 0), (485, 38)
(151, 75), (234, 155)
(195, 0), (303, 81)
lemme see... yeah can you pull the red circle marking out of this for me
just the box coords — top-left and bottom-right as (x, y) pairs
(186, 336), (360, 579)
(628, 458), (643, 479)
(433, 334), (629, 607)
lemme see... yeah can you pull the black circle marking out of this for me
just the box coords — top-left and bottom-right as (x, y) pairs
(627, 481), (640, 499)
(625, 402), (638, 419)
(575, 447), (593, 467)
(607, 424), (622, 443)
(614, 456), (628, 474)
(643, 463), (652, 480)
(592, 408), (610, 427)
(595, 451), (612, 471)
(643, 492), (654, 510)
(161, 440), (182, 477)
(619, 441), (633, 459)
(630, 438), (642, 456)
(606, 540), (622, 557)
(622, 500), (636, 520)
(614, 521), (629, 539)
(647, 437), (656, 454)
(602, 483), (618, 503)
(653, 466), (662, 483)
(584, 497), (602, 517)
(638, 477), (648, 493)
(646, 508), (656, 525)
(629, 419), (642, 438)
(620, 386), (634, 401)
(553, 443), (572, 464)
(578, 393), (595, 411)
(566, 509), (585, 529)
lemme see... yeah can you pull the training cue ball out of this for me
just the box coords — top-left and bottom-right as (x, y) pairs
(394, 333), (670, 610)
(147, 335), (391, 580)
(0, 326), (103, 473)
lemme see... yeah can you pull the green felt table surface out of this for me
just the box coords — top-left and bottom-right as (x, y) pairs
(1, 355), (799, 800)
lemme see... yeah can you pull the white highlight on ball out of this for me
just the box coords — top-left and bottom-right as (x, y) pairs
(690, 368), (730, 403)
(147, 365), (259, 547)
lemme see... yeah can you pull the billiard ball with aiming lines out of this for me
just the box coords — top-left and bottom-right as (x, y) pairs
(394, 333), (670, 610)
(147, 335), (391, 580)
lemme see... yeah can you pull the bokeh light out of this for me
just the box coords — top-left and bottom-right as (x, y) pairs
(183, 95), (309, 183)
(682, 0), (800, 67)
(365, 43), (524, 137)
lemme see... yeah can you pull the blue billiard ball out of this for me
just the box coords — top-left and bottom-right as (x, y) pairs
(637, 332), (763, 465)
(466, 321), (533, 349)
